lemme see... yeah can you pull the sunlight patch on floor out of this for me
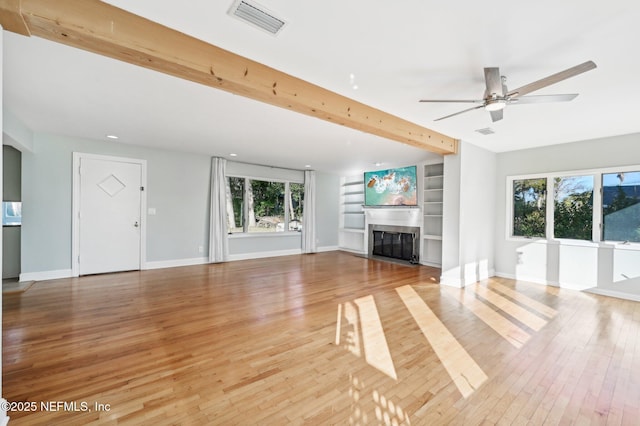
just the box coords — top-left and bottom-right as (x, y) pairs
(336, 296), (398, 380)
(441, 286), (530, 348)
(487, 281), (557, 319)
(396, 285), (488, 398)
(354, 295), (398, 380)
(469, 284), (548, 331)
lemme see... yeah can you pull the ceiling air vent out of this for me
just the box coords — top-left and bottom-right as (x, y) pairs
(228, 0), (287, 35)
(475, 127), (495, 136)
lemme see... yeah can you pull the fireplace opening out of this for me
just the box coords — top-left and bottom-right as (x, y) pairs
(369, 225), (420, 264)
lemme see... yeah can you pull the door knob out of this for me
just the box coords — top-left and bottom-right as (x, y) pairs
(134, 221), (139, 227)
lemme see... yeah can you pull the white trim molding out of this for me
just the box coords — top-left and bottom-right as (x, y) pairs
(316, 245), (339, 253)
(20, 269), (73, 282)
(72, 152), (148, 277)
(496, 271), (640, 302)
(586, 287), (640, 302)
(144, 257), (209, 270)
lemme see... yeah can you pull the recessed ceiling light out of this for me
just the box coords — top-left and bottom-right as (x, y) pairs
(305, 164), (311, 168)
(106, 134), (119, 140)
(229, 153), (238, 157)
(375, 162), (383, 167)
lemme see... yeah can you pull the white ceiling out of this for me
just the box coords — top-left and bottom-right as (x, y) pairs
(4, 0), (640, 175)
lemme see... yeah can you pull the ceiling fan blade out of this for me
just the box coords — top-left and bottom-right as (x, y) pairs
(419, 99), (483, 103)
(510, 94), (579, 104)
(490, 109), (503, 122)
(507, 60), (596, 98)
(484, 67), (503, 97)
(434, 105), (484, 121)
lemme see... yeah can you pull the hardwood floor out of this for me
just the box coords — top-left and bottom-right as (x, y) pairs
(3, 251), (640, 425)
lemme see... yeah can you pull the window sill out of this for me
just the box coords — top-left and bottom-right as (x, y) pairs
(506, 237), (640, 250)
(228, 231), (302, 239)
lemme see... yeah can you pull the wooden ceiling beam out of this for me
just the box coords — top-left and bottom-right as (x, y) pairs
(0, 0), (458, 155)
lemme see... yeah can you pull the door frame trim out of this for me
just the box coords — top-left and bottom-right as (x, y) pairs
(72, 152), (148, 277)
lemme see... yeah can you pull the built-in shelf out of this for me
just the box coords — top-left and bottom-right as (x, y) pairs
(339, 176), (366, 253)
(422, 163), (444, 266)
(340, 227), (366, 234)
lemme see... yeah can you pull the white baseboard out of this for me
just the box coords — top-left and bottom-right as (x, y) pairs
(317, 245), (339, 253)
(439, 275), (464, 288)
(584, 287), (640, 302)
(338, 247), (366, 255)
(494, 271), (558, 287)
(20, 269), (72, 282)
(496, 271), (640, 301)
(439, 268), (496, 287)
(144, 257), (209, 270)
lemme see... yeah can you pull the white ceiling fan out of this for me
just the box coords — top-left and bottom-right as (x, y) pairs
(419, 61), (597, 122)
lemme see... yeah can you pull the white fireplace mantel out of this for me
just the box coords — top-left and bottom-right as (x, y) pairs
(363, 207), (422, 257)
(363, 206), (422, 228)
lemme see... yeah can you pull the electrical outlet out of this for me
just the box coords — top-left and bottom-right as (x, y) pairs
(198, 246), (204, 253)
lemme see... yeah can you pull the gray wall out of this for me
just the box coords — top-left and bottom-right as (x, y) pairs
(494, 132), (640, 298)
(3, 145), (21, 201)
(3, 145), (21, 278)
(22, 133), (211, 274)
(20, 132), (341, 276)
(315, 172), (340, 248)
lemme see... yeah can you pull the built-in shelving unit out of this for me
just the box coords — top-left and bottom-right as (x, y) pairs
(338, 176), (366, 253)
(422, 163), (444, 266)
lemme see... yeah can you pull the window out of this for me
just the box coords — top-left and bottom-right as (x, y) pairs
(509, 166), (640, 244)
(2, 202), (22, 226)
(602, 171), (640, 242)
(554, 175), (593, 240)
(227, 177), (245, 233)
(289, 183), (304, 231)
(512, 178), (547, 238)
(226, 177), (304, 234)
(248, 180), (285, 232)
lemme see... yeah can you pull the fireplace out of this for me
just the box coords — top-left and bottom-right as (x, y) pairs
(368, 224), (420, 264)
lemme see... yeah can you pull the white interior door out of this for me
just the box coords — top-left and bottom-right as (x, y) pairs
(78, 156), (143, 275)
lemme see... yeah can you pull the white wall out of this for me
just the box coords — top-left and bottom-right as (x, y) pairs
(494, 132), (640, 300)
(441, 141), (496, 287)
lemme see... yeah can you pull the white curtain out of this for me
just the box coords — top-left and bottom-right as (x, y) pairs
(302, 170), (317, 253)
(209, 157), (229, 263)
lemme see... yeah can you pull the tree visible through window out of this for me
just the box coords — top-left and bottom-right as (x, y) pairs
(554, 175), (593, 240)
(602, 171), (640, 242)
(513, 178), (547, 237)
(226, 177), (303, 234)
(289, 183), (304, 231)
(227, 177), (244, 233)
(248, 180), (285, 232)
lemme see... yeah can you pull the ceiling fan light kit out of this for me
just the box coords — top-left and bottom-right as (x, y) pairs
(484, 99), (507, 112)
(420, 61), (597, 122)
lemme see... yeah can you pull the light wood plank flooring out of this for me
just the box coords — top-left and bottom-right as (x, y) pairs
(3, 252), (640, 424)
